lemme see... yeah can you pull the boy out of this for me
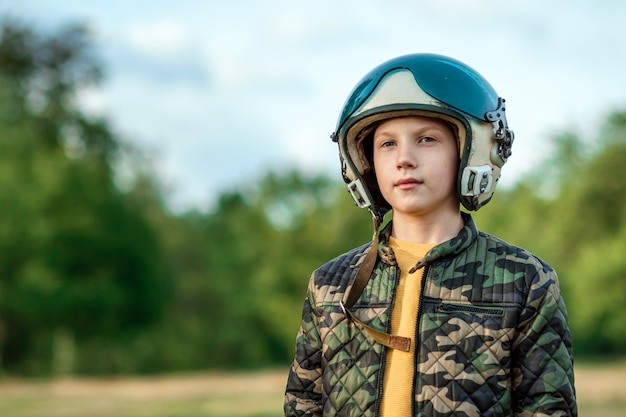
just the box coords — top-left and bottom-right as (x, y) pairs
(284, 53), (576, 417)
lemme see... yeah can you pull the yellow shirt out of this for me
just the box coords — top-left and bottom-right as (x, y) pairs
(379, 237), (435, 417)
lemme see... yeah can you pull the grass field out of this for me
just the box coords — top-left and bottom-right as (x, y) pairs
(0, 363), (624, 416)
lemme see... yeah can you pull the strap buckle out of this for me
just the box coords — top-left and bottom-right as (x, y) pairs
(485, 97), (514, 163)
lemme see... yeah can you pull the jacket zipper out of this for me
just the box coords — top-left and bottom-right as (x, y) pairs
(374, 264), (400, 416)
(437, 303), (504, 317)
(412, 264), (430, 417)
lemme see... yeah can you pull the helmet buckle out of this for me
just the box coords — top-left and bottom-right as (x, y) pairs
(347, 179), (373, 209)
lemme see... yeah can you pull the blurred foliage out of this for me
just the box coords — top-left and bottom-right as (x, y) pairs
(0, 19), (170, 375)
(0, 17), (624, 376)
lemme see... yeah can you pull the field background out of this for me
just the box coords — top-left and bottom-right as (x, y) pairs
(0, 363), (624, 417)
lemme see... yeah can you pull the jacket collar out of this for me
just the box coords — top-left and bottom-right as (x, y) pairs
(378, 212), (478, 272)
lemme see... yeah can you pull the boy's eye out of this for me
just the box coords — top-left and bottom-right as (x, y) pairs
(419, 136), (436, 143)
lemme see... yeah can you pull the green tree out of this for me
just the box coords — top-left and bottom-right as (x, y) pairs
(0, 19), (170, 375)
(553, 112), (626, 355)
(134, 169), (371, 371)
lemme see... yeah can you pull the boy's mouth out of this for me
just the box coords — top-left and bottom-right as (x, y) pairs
(395, 178), (422, 189)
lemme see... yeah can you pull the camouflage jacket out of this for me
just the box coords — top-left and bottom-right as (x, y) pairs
(284, 214), (576, 417)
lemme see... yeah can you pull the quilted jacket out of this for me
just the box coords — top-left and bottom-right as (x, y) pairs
(284, 214), (576, 417)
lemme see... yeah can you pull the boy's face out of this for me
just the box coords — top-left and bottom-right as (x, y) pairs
(372, 116), (459, 218)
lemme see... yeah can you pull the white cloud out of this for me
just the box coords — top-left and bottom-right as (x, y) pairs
(126, 18), (189, 58)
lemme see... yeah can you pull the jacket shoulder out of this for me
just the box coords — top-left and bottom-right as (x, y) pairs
(430, 230), (557, 305)
(476, 231), (555, 274)
(308, 241), (372, 302)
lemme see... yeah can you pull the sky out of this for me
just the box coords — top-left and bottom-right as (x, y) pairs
(2, 1), (626, 211)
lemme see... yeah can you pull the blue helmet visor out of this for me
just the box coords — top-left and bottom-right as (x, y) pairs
(337, 53), (501, 132)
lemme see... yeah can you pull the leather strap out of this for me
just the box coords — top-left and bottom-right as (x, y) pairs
(340, 299), (411, 352)
(344, 235), (380, 310)
(341, 234), (411, 352)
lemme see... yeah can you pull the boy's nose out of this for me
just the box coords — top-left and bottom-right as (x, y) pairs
(397, 144), (417, 169)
